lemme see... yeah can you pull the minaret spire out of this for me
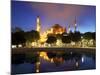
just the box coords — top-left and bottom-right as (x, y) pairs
(67, 24), (71, 33)
(36, 16), (41, 33)
(74, 17), (77, 32)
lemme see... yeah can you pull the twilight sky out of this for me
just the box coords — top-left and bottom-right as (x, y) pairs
(11, 1), (96, 33)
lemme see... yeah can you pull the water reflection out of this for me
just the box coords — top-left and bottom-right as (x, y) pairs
(36, 61), (40, 73)
(81, 56), (84, 63)
(11, 51), (96, 74)
(76, 61), (79, 67)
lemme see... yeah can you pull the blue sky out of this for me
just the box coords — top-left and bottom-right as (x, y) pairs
(11, 1), (96, 33)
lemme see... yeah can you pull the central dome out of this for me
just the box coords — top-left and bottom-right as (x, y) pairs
(51, 24), (66, 34)
(52, 24), (63, 29)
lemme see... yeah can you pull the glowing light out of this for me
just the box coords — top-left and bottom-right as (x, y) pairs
(31, 42), (34, 46)
(40, 36), (47, 43)
(36, 69), (39, 73)
(89, 39), (94, 45)
(76, 62), (79, 67)
(75, 24), (77, 27)
(40, 52), (50, 61)
(40, 32), (47, 43)
(81, 56), (85, 63)
(56, 39), (62, 46)
(31, 42), (38, 47)
(12, 45), (16, 48)
(71, 42), (75, 45)
(37, 18), (39, 23)
(36, 16), (40, 32)
(40, 52), (47, 57)
(37, 62), (40, 65)
(48, 44), (51, 47)
(70, 52), (73, 55)
(59, 32), (62, 34)
(47, 28), (53, 34)
(44, 56), (49, 60)
(50, 58), (54, 63)
(81, 36), (83, 39)
(63, 34), (68, 36)
(36, 61), (40, 73)
(18, 44), (22, 48)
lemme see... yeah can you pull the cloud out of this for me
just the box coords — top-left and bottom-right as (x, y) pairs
(31, 2), (85, 21)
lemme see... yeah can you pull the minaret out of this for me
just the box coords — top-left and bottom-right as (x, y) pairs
(67, 25), (71, 34)
(36, 16), (41, 33)
(74, 17), (77, 32)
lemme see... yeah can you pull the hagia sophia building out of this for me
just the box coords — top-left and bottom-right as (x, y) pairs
(36, 16), (77, 43)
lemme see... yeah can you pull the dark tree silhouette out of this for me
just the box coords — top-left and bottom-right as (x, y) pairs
(25, 30), (40, 42)
(46, 36), (57, 44)
(71, 31), (81, 43)
(62, 34), (71, 44)
(83, 32), (96, 40)
(12, 31), (26, 46)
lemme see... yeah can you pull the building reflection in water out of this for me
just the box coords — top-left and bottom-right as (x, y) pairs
(39, 51), (64, 64)
(40, 52), (50, 61)
(11, 51), (95, 74)
(36, 51), (54, 73)
(35, 52), (40, 73)
(75, 61), (79, 67)
(81, 55), (85, 63)
(35, 51), (94, 73)
(36, 61), (40, 73)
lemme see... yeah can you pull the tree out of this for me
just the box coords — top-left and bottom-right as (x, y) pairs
(47, 52), (56, 59)
(46, 36), (57, 44)
(71, 31), (81, 43)
(12, 32), (17, 45)
(83, 32), (93, 40)
(92, 32), (96, 41)
(68, 31), (73, 41)
(56, 34), (62, 39)
(12, 27), (24, 33)
(62, 34), (71, 44)
(12, 31), (26, 46)
(25, 30), (40, 42)
(83, 32), (96, 46)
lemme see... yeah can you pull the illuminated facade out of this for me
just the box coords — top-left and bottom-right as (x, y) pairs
(40, 24), (66, 43)
(35, 16), (79, 45)
(50, 24), (66, 34)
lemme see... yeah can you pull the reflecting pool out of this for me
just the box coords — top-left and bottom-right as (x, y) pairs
(11, 51), (96, 74)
